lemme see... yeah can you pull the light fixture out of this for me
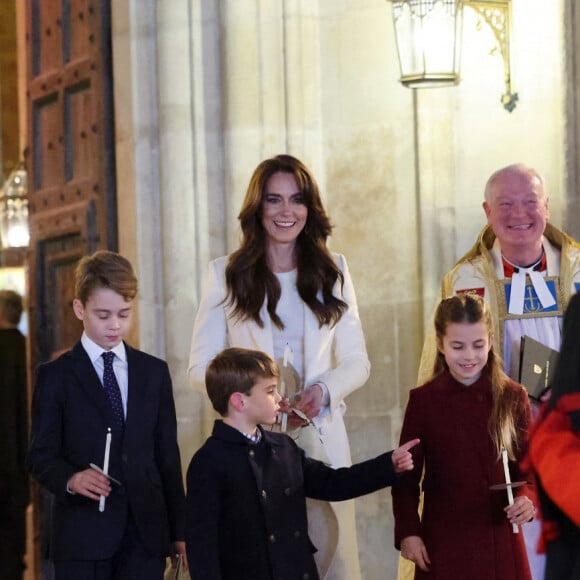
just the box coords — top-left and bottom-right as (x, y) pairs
(388, 0), (518, 112)
(0, 165), (30, 249)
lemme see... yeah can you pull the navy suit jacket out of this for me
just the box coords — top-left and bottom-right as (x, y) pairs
(26, 341), (186, 561)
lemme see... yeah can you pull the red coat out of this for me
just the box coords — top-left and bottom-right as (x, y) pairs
(392, 370), (532, 580)
(527, 392), (580, 540)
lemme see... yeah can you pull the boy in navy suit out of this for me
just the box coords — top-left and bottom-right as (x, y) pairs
(185, 347), (419, 580)
(27, 251), (187, 580)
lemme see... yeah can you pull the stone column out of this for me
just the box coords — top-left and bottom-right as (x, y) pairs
(220, 0), (325, 235)
(155, 0), (226, 460)
(112, 0), (166, 353)
(112, 0), (226, 462)
(564, 0), (580, 240)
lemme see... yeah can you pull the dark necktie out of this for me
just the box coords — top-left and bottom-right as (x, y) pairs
(102, 351), (125, 430)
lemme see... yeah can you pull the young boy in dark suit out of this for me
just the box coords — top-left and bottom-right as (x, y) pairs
(27, 250), (187, 580)
(185, 347), (419, 580)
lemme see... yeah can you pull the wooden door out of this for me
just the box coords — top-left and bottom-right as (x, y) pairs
(26, 0), (116, 365)
(24, 1), (116, 576)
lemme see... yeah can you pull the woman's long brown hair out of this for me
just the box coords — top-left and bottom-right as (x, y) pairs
(224, 154), (347, 329)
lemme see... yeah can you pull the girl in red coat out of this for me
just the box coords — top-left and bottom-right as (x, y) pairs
(393, 293), (537, 579)
(526, 292), (580, 580)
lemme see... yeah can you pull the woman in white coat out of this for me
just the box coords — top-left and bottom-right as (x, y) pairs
(188, 154), (370, 580)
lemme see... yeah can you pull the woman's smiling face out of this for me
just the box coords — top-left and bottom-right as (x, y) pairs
(261, 172), (308, 248)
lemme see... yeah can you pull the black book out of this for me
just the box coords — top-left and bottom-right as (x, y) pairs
(518, 335), (559, 402)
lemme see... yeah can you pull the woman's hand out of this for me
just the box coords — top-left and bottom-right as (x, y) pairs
(278, 384), (324, 428)
(278, 399), (306, 428)
(400, 535), (431, 572)
(294, 384), (324, 420)
(506, 495), (536, 525)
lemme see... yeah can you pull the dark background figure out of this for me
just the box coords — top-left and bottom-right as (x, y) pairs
(527, 292), (580, 580)
(0, 289), (29, 580)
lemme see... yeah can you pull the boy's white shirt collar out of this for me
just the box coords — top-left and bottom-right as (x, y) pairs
(222, 416), (262, 438)
(81, 331), (127, 363)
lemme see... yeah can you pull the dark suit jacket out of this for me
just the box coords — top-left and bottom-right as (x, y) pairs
(26, 341), (186, 561)
(185, 420), (398, 580)
(0, 328), (29, 531)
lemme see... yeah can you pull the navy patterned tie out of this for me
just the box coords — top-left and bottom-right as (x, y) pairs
(102, 351), (125, 431)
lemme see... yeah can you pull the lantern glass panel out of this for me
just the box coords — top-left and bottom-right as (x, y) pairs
(0, 169), (29, 249)
(392, 0), (463, 88)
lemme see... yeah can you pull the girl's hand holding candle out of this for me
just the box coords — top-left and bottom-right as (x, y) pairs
(501, 447), (519, 533)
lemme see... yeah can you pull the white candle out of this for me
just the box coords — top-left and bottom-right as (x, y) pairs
(280, 343), (290, 398)
(283, 343), (291, 367)
(279, 375), (287, 431)
(280, 389), (288, 432)
(280, 344), (292, 432)
(502, 447), (518, 533)
(99, 428), (112, 512)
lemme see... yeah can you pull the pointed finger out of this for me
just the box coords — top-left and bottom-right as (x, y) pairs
(398, 438), (420, 452)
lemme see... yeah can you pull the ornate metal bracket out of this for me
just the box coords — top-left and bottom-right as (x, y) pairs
(465, 0), (518, 112)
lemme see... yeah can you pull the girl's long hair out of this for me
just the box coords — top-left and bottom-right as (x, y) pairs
(224, 154), (347, 329)
(433, 294), (519, 458)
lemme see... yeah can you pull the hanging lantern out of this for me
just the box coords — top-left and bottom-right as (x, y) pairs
(391, 0), (463, 88)
(0, 167), (29, 248)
